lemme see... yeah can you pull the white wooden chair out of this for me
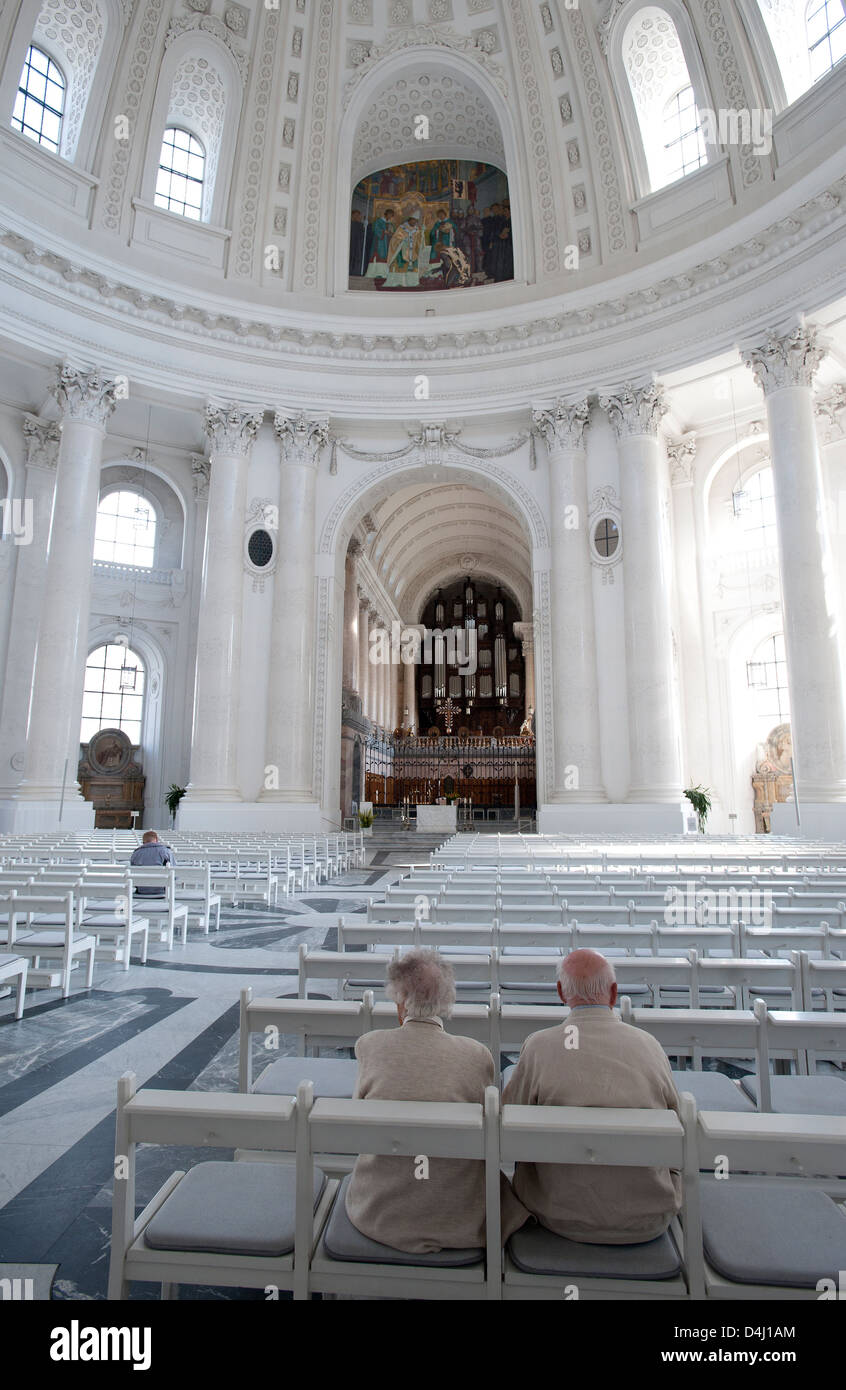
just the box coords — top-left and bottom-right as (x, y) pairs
(0, 952), (28, 1018)
(742, 1003), (846, 1115)
(621, 998), (758, 1112)
(129, 868), (189, 949)
(172, 862), (221, 934)
(2, 891), (95, 998)
(80, 875), (149, 971)
(501, 1094), (701, 1300)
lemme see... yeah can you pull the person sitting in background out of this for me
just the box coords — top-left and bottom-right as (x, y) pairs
(345, 948), (527, 1252)
(502, 948), (682, 1245)
(129, 830), (174, 896)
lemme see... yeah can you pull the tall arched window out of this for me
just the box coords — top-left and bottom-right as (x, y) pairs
(620, 7), (709, 192)
(807, 0), (846, 79)
(93, 489), (157, 567)
(81, 643), (146, 743)
(747, 633), (790, 726)
(12, 43), (65, 152)
(155, 127), (205, 220)
(662, 83), (706, 182)
(733, 466), (778, 550)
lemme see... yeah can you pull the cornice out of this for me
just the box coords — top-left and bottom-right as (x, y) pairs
(0, 176), (842, 382)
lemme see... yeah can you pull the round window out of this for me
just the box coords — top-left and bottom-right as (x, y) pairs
(593, 517), (619, 558)
(247, 528), (274, 568)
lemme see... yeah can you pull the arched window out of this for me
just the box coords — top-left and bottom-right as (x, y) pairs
(155, 127), (205, 220)
(93, 489), (157, 567)
(733, 467), (777, 550)
(662, 83), (706, 183)
(12, 43), (65, 152)
(747, 633), (790, 726)
(807, 0), (846, 80)
(81, 643), (146, 743)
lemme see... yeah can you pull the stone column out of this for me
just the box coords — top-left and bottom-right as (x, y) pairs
(600, 383), (682, 802)
(15, 368), (119, 822)
(358, 592), (370, 718)
(533, 399), (605, 800)
(668, 435), (712, 794)
(0, 416), (61, 802)
(513, 620), (536, 721)
(342, 540), (361, 695)
(260, 412), (327, 803)
(373, 623), (386, 729)
(743, 323), (846, 809)
(183, 404), (263, 805)
(402, 624), (423, 732)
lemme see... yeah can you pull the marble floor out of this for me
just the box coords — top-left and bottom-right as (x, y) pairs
(0, 834), (443, 1300)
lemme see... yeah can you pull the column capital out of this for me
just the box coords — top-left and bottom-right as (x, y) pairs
(357, 585), (369, 606)
(191, 454), (210, 499)
(22, 413), (61, 470)
(815, 383), (846, 441)
(205, 403), (264, 457)
(347, 536), (363, 560)
(274, 410), (329, 468)
(667, 434), (697, 487)
(600, 382), (668, 439)
(53, 366), (120, 430)
(532, 398), (590, 451)
(742, 323), (827, 395)
(513, 619), (535, 651)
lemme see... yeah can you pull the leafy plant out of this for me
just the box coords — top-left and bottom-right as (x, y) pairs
(358, 809), (374, 829)
(166, 784), (187, 824)
(445, 792), (458, 803)
(684, 784), (712, 834)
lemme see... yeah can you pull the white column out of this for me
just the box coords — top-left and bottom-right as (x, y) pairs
(16, 367), (118, 821)
(513, 620), (536, 720)
(533, 400), (605, 800)
(184, 404), (262, 805)
(260, 412), (327, 802)
(743, 324), (846, 811)
(358, 593), (370, 718)
(374, 625), (386, 729)
(600, 383), (682, 802)
(402, 624), (423, 732)
(342, 540), (361, 694)
(668, 436), (713, 795)
(0, 416), (61, 801)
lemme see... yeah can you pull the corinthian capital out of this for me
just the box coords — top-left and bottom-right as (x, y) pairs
(22, 414), (61, 470)
(600, 382), (668, 439)
(532, 398), (590, 451)
(53, 366), (120, 429)
(667, 434), (697, 487)
(205, 403), (264, 456)
(274, 410), (328, 468)
(743, 323), (827, 395)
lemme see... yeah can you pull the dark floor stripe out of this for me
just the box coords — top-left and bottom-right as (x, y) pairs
(0, 988), (193, 1118)
(140, 959), (297, 976)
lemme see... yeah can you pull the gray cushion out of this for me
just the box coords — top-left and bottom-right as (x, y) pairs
(508, 1221), (682, 1279)
(671, 1071), (754, 1111)
(144, 1161), (325, 1256)
(322, 1174), (483, 1268)
(252, 1057), (359, 1099)
(740, 1074), (846, 1115)
(701, 1180), (846, 1287)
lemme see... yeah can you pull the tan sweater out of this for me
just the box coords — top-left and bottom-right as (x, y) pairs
(502, 1007), (682, 1245)
(345, 1017), (528, 1253)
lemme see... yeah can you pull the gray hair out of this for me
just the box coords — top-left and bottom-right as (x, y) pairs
(557, 950), (617, 1003)
(386, 948), (456, 1020)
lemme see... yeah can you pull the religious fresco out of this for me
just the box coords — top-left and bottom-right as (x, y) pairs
(348, 159), (512, 291)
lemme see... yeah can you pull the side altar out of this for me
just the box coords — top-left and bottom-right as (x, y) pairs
(416, 804), (457, 833)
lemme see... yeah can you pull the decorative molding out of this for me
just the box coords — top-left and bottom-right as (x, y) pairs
(743, 323), (827, 395)
(53, 365), (119, 428)
(191, 453), (210, 498)
(342, 24), (509, 108)
(301, 0), (334, 290)
(587, 482), (622, 583)
(204, 403), (263, 455)
(101, 0), (167, 231)
(667, 433), (697, 486)
(815, 383), (846, 440)
(701, 0), (762, 189)
(600, 382), (668, 438)
(22, 413), (61, 470)
(274, 411), (329, 468)
(596, 0), (626, 55)
(532, 398), (590, 451)
(503, 0), (558, 274)
(569, 6), (627, 255)
(232, 4), (279, 278)
(165, 14), (249, 86)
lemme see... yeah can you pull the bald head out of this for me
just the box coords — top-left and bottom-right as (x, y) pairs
(557, 949), (617, 1008)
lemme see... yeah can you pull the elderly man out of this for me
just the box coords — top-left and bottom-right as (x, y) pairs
(129, 830), (174, 897)
(345, 948), (527, 1253)
(502, 948), (682, 1245)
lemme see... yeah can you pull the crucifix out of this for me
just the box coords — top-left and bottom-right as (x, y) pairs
(437, 696), (458, 733)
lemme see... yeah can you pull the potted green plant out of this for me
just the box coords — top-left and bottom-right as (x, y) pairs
(684, 784), (712, 835)
(166, 784), (187, 827)
(358, 808), (374, 836)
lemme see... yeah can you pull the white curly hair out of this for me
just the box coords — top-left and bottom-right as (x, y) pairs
(386, 948), (456, 1020)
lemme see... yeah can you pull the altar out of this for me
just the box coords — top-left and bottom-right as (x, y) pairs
(416, 804), (457, 833)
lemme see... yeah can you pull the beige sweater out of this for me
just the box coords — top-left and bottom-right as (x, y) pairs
(502, 1007), (682, 1245)
(345, 1017), (528, 1253)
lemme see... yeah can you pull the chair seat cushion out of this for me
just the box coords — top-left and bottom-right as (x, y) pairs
(507, 1221), (682, 1279)
(144, 1161), (325, 1256)
(322, 1175), (483, 1268)
(701, 1180), (846, 1287)
(252, 1057), (359, 1099)
(740, 1074), (846, 1115)
(671, 1071), (755, 1111)
(15, 931), (90, 948)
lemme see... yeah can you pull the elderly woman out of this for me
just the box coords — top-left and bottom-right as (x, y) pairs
(345, 948), (527, 1253)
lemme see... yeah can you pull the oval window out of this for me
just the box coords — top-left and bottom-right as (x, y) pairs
(247, 528), (274, 567)
(593, 517), (619, 557)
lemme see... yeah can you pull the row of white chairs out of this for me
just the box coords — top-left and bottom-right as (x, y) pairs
(107, 1075), (846, 1301)
(368, 898), (846, 932)
(238, 988), (846, 1117)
